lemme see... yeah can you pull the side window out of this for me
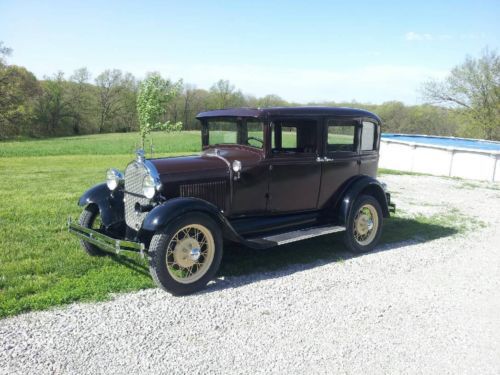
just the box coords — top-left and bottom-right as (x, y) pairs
(281, 126), (298, 148)
(361, 121), (376, 151)
(327, 121), (356, 152)
(271, 119), (317, 154)
(245, 119), (264, 149)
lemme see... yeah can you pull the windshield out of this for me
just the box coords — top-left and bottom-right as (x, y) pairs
(204, 118), (264, 149)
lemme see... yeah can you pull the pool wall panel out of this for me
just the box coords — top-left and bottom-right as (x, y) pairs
(380, 138), (500, 182)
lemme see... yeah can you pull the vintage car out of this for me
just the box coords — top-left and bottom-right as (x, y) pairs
(69, 107), (395, 295)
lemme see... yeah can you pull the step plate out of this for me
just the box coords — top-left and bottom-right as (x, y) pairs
(260, 225), (346, 246)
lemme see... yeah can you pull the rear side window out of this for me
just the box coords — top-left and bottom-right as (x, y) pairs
(361, 121), (376, 151)
(280, 126), (298, 148)
(271, 119), (317, 154)
(327, 121), (356, 152)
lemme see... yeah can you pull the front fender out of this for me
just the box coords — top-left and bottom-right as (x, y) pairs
(78, 183), (124, 227)
(141, 197), (241, 242)
(337, 175), (389, 225)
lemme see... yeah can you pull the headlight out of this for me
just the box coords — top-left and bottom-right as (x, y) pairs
(142, 174), (159, 199)
(106, 168), (124, 191)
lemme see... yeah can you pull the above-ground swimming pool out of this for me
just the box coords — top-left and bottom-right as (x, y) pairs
(379, 134), (500, 182)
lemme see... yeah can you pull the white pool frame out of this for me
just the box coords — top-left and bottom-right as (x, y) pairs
(379, 135), (500, 182)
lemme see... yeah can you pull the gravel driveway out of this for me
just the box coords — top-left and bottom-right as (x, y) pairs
(1, 175), (499, 374)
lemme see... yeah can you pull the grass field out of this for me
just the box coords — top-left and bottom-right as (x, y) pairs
(0, 131), (201, 157)
(0, 132), (470, 318)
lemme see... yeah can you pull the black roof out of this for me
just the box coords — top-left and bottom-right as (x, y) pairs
(196, 106), (381, 122)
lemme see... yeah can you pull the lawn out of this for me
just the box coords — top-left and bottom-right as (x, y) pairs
(0, 131), (201, 157)
(0, 132), (469, 318)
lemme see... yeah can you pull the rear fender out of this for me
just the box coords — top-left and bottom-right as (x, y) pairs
(336, 176), (390, 225)
(78, 183), (124, 227)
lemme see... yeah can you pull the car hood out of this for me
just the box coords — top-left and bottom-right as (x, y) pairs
(149, 146), (264, 182)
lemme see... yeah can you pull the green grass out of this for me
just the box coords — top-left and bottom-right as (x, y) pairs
(377, 168), (428, 177)
(0, 131), (201, 157)
(0, 131), (480, 318)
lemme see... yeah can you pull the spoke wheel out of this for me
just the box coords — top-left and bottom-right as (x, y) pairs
(148, 213), (223, 296)
(353, 204), (379, 246)
(343, 194), (383, 253)
(166, 224), (215, 284)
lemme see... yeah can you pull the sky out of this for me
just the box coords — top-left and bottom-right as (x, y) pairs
(1, 0), (499, 104)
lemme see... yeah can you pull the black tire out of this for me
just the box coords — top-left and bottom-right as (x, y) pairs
(78, 204), (106, 256)
(148, 213), (223, 296)
(343, 194), (383, 253)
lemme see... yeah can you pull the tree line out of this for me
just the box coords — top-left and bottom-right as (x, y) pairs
(1, 42), (498, 140)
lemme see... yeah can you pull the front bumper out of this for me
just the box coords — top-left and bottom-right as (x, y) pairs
(68, 218), (146, 257)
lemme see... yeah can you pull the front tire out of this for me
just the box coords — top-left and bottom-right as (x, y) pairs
(78, 204), (106, 256)
(148, 213), (223, 296)
(343, 194), (383, 253)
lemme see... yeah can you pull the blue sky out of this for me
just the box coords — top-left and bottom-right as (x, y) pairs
(1, 0), (498, 104)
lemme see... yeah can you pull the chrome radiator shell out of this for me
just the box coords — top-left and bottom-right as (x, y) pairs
(124, 161), (153, 230)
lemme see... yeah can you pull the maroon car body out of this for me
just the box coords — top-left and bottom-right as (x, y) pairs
(69, 107), (394, 294)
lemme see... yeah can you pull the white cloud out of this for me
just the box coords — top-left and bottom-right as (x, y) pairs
(405, 32), (434, 41)
(405, 32), (456, 42)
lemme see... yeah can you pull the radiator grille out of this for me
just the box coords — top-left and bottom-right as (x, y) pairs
(180, 181), (227, 211)
(124, 161), (151, 230)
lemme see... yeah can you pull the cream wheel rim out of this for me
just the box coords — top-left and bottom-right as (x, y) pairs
(353, 204), (379, 246)
(166, 224), (215, 284)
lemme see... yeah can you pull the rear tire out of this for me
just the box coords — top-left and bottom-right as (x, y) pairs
(343, 194), (383, 253)
(78, 204), (106, 256)
(148, 213), (223, 296)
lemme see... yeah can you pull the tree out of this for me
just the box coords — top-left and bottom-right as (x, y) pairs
(136, 72), (182, 148)
(68, 67), (96, 134)
(0, 43), (40, 138)
(0, 42), (13, 66)
(209, 79), (244, 109)
(95, 69), (125, 132)
(422, 48), (500, 140)
(256, 94), (287, 107)
(115, 72), (139, 132)
(35, 72), (76, 135)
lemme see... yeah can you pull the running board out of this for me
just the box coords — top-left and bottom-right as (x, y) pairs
(245, 225), (346, 247)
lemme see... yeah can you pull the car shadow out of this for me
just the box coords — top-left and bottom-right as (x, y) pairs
(100, 216), (459, 294)
(204, 216), (459, 293)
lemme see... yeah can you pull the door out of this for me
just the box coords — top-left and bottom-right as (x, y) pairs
(268, 119), (322, 212)
(317, 118), (360, 208)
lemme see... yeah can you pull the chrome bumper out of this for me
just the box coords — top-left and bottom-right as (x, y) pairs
(68, 218), (146, 257)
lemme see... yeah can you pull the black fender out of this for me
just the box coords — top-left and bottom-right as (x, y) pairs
(336, 175), (390, 225)
(141, 197), (242, 242)
(78, 183), (124, 227)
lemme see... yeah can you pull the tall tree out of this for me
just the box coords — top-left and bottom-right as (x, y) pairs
(422, 48), (500, 140)
(95, 69), (125, 133)
(0, 41), (13, 66)
(115, 72), (139, 132)
(68, 67), (95, 134)
(136, 72), (182, 148)
(36, 72), (76, 135)
(209, 79), (244, 109)
(0, 43), (40, 138)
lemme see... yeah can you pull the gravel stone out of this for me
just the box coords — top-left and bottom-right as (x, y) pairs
(1, 175), (499, 374)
